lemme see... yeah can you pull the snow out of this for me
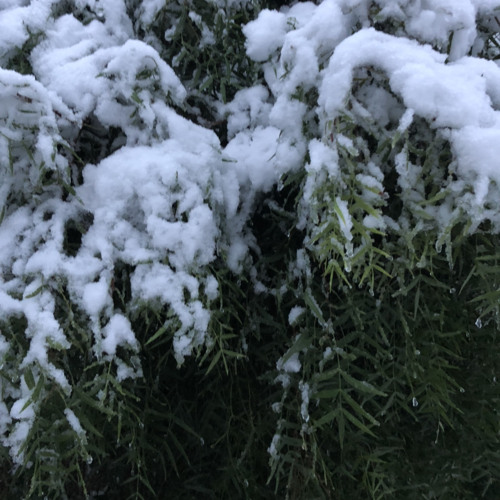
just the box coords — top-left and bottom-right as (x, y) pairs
(131, 262), (211, 364)
(3, 420), (31, 463)
(314, 24), (500, 230)
(0, 0), (54, 66)
(0, 401), (11, 436)
(0, 68), (73, 212)
(224, 126), (283, 192)
(71, 111), (233, 363)
(225, 85), (272, 139)
(302, 139), (339, 204)
(243, 9), (288, 62)
(319, 29), (446, 119)
(277, 352), (301, 373)
(391, 60), (496, 129)
(135, 0), (166, 25)
(10, 396), (35, 421)
(30, 13), (185, 145)
(204, 276), (219, 301)
(288, 306), (305, 325)
(20, 291), (72, 392)
(397, 108), (415, 132)
(335, 197), (353, 242)
(64, 408), (86, 439)
(1, 0), (500, 470)
(82, 278), (110, 317)
(267, 433), (281, 459)
(102, 313), (138, 356)
(299, 380), (310, 422)
(451, 126), (500, 206)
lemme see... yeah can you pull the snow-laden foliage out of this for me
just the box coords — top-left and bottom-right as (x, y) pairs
(0, 0), (499, 498)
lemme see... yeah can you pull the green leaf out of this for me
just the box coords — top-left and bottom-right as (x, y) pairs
(391, 129), (402, 149)
(24, 368), (35, 390)
(332, 198), (347, 225)
(418, 188), (450, 206)
(221, 349), (246, 359)
(74, 387), (115, 417)
(373, 264), (392, 279)
(204, 349), (222, 375)
(145, 323), (170, 346)
(314, 409), (338, 428)
(303, 288), (325, 325)
(24, 285), (44, 299)
(341, 407), (377, 437)
(342, 391), (380, 427)
(220, 80), (226, 103)
(199, 76), (213, 92)
(314, 389), (340, 399)
(338, 409), (345, 449)
(77, 412), (103, 438)
(340, 371), (387, 397)
(325, 259), (350, 288)
(20, 398), (32, 414)
(31, 374), (45, 401)
(314, 368), (340, 383)
(130, 90), (143, 105)
(281, 333), (312, 366)
(20, 373), (45, 413)
(353, 195), (383, 219)
(469, 289), (500, 304)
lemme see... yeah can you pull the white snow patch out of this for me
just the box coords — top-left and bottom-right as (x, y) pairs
(243, 9), (287, 62)
(64, 408), (86, 438)
(277, 352), (301, 373)
(288, 306), (305, 325)
(102, 314), (138, 356)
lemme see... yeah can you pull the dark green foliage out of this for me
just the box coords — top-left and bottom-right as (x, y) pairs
(251, 183), (500, 499)
(128, 0), (261, 140)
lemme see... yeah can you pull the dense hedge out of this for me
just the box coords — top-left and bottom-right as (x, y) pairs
(0, 1), (499, 498)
